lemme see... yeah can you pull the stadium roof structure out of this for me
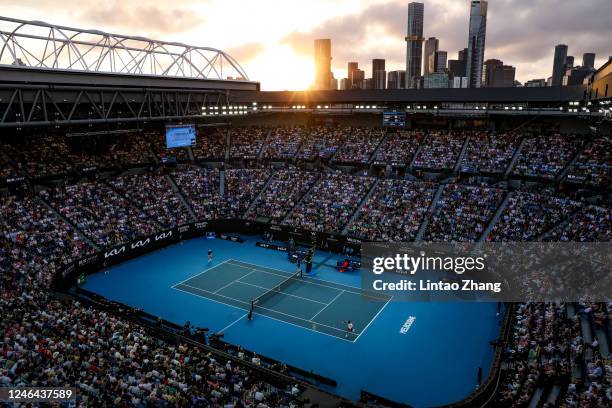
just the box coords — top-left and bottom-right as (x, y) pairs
(0, 16), (260, 128)
(0, 16), (249, 82)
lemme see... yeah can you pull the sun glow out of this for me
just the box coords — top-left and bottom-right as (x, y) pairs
(248, 44), (315, 91)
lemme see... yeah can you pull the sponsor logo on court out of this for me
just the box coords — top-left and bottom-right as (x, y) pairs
(400, 316), (416, 334)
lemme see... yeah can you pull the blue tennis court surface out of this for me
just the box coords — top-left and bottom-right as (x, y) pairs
(81, 236), (501, 407)
(173, 259), (392, 341)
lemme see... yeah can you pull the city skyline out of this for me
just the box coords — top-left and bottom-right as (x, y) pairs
(0, 0), (610, 90)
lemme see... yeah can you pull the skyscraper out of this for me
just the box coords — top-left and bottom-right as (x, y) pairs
(484, 59), (515, 87)
(372, 59), (386, 89)
(387, 71), (407, 89)
(582, 53), (596, 70)
(405, 2), (424, 88)
(348, 62), (359, 87)
(423, 37), (439, 76)
(551, 44), (568, 86)
(465, 0), (488, 88)
(314, 39), (332, 90)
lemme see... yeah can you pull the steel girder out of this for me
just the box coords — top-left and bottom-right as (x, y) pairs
(0, 84), (228, 128)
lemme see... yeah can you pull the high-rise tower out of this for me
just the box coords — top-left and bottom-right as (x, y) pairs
(465, 0), (488, 88)
(405, 2), (424, 88)
(314, 39), (332, 90)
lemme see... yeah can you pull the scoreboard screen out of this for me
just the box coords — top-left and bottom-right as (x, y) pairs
(382, 111), (406, 127)
(166, 124), (196, 148)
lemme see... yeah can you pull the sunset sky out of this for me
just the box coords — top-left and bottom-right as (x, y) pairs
(1, 0), (610, 90)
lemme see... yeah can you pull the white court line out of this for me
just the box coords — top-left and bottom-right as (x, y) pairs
(309, 290), (345, 321)
(227, 259), (390, 302)
(172, 259), (232, 287)
(354, 295), (394, 342)
(217, 313), (248, 334)
(234, 280), (328, 305)
(171, 284), (355, 343)
(177, 282), (353, 337)
(177, 283), (250, 306)
(214, 269), (257, 294)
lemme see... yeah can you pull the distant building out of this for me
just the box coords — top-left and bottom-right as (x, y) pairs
(405, 2), (424, 87)
(565, 55), (574, 69)
(330, 73), (338, 90)
(582, 53), (596, 70)
(448, 48), (468, 78)
(423, 37), (439, 76)
(314, 39), (332, 90)
(372, 59), (386, 89)
(435, 51), (447, 73)
(339, 78), (349, 90)
(364, 78), (373, 89)
(563, 66), (593, 86)
(525, 78), (546, 87)
(424, 72), (449, 88)
(546, 76), (553, 87)
(483, 59), (515, 87)
(387, 70), (406, 89)
(466, 0), (488, 88)
(450, 76), (468, 88)
(551, 44), (568, 86)
(353, 69), (365, 89)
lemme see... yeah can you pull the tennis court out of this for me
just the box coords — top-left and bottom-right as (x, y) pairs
(172, 258), (392, 341)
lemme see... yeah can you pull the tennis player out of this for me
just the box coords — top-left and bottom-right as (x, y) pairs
(345, 320), (354, 338)
(208, 249), (213, 263)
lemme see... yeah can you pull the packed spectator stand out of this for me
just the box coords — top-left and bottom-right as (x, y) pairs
(0, 124), (610, 407)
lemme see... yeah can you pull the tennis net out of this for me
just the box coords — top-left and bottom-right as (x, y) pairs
(249, 269), (303, 315)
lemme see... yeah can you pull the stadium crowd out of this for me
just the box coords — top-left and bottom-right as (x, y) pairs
(247, 169), (319, 222)
(413, 131), (465, 169)
(332, 127), (384, 164)
(461, 132), (519, 174)
(425, 184), (504, 242)
(109, 172), (193, 228)
(41, 182), (158, 248)
(488, 193), (581, 241)
(347, 180), (436, 241)
(172, 168), (226, 220)
(230, 126), (268, 159)
(283, 172), (375, 233)
(513, 135), (581, 179)
(566, 137), (611, 187)
(371, 130), (421, 165)
(263, 127), (304, 160)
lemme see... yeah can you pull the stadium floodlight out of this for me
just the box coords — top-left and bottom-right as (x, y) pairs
(518, 106), (523, 110)
(324, 105), (329, 109)
(434, 106), (438, 109)
(252, 102), (257, 105)
(372, 105), (377, 109)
